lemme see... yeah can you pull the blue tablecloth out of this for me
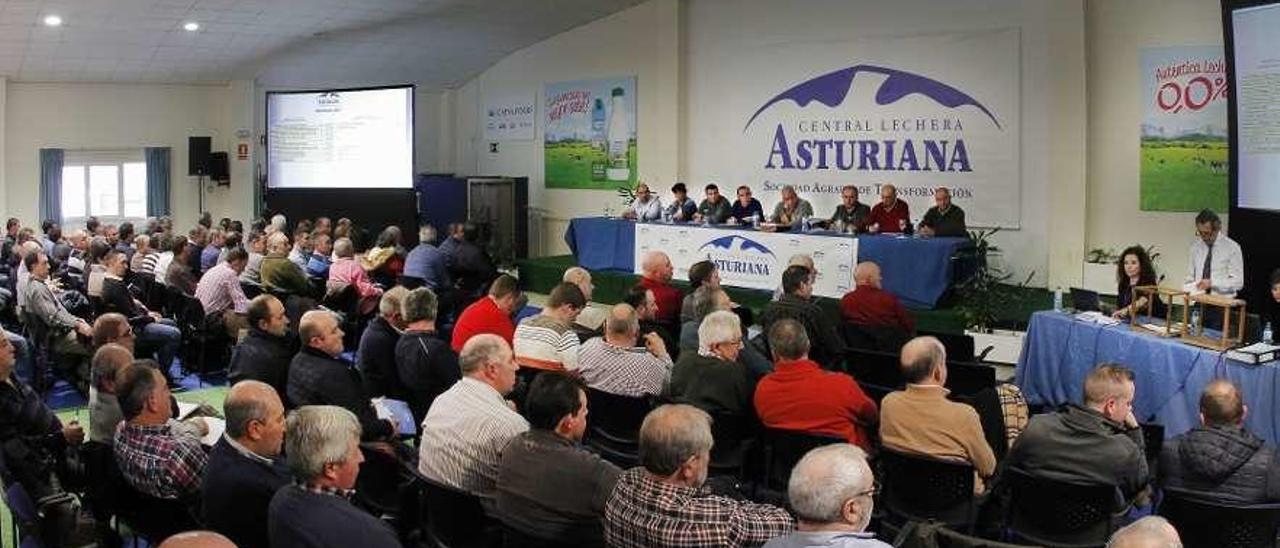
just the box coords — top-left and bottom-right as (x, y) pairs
(1016, 311), (1280, 443)
(564, 217), (967, 309)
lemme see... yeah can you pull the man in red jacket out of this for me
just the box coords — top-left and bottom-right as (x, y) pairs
(636, 251), (682, 327)
(839, 261), (914, 334)
(867, 184), (911, 234)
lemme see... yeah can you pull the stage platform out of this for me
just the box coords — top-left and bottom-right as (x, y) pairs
(515, 255), (1052, 335)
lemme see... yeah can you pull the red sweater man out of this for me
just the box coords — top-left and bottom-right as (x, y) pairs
(451, 278), (521, 351)
(868, 184), (911, 234)
(839, 262), (914, 333)
(637, 251), (683, 326)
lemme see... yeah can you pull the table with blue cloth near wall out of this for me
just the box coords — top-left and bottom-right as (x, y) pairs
(563, 217), (970, 309)
(1016, 310), (1280, 444)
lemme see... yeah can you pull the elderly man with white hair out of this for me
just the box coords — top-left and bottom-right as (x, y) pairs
(764, 444), (890, 548)
(1105, 516), (1181, 548)
(564, 266), (608, 334)
(404, 224), (452, 292)
(267, 406), (401, 548)
(670, 310), (756, 418)
(637, 251), (682, 326)
(260, 231), (311, 295)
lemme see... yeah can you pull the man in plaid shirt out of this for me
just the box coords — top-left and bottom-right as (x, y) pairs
(605, 404), (793, 547)
(114, 361), (209, 500)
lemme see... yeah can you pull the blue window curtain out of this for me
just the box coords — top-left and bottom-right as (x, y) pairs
(145, 147), (171, 217)
(38, 148), (64, 225)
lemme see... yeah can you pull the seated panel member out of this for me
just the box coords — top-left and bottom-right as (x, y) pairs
(730, 185), (765, 225)
(867, 184), (910, 234)
(1112, 246), (1166, 320)
(622, 183), (664, 222)
(770, 185), (815, 230)
(694, 183), (732, 224)
(828, 184), (872, 233)
(917, 187), (967, 237)
(664, 182), (698, 222)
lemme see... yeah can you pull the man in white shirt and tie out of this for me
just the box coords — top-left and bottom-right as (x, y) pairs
(1185, 209), (1243, 297)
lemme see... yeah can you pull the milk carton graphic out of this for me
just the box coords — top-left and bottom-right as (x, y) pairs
(606, 87), (631, 181)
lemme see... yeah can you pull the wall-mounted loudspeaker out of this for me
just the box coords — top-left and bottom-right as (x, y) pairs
(188, 136), (212, 176)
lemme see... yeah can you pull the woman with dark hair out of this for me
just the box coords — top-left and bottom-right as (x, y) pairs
(361, 225), (405, 287)
(1112, 245), (1165, 319)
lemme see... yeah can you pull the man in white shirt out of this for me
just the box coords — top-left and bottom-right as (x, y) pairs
(622, 183), (663, 222)
(1184, 209), (1243, 297)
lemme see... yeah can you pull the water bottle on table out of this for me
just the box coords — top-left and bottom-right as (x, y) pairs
(1264, 321), (1274, 344)
(1053, 288), (1063, 313)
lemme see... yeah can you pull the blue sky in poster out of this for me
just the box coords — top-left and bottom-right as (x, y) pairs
(544, 77), (636, 143)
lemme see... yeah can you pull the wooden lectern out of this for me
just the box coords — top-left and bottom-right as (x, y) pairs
(1182, 293), (1247, 351)
(1129, 286), (1189, 338)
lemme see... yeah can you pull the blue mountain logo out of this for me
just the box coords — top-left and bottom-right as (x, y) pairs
(700, 235), (775, 258)
(744, 64), (1001, 131)
(698, 235), (777, 278)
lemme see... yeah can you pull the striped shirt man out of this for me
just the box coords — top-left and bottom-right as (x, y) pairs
(418, 377), (529, 506)
(513, 314), (580, 372)
(577, 337), (672, 397)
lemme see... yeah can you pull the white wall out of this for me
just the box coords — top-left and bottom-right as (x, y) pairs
(3, 82), (256, 230)
(1086, 0), (1223, 286)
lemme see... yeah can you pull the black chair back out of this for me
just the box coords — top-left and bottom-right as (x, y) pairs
(842, 323), (909, 354)
(760, 428), (845, 492)
(1159, 490), (1280, 548)
(845, 348), (905, 403)
(708, 412), (757, 477)
(879, 448), (976, 531)
(584, 388), (653, 468)
(501, 523), (568, 548)
(421, 477), (493, 548)
(944, 361), (996, 397)
(920, 330), (981, 363)
(1004, 468), (1119, 547)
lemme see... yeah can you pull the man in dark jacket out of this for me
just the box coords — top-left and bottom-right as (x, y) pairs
(358, 288), (408, 398)
(1004, 363), (1148, 504)
(759, 264), (846, 367)
(287, 310), (396, 442)
(1159, 379), (1280, 505)
(394, 288), (460, 425)
(449, 223), (497, 299)
(202, 381), (290, 548)
(229, 295), (297, 400)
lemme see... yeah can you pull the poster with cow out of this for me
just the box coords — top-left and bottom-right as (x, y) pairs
(1139, 46), (1229, 212)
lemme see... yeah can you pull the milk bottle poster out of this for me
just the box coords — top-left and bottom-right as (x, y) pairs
(544, 76), (637, 189)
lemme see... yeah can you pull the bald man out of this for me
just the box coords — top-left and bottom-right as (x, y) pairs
(578, 303), (673, 398)
(287, 310), (395, 441)
(636, 251), (682, 326)
(157, 531), (237, 548)
(918, 187), (967, 238)
(259, 231), (310, 295)
(88, 344), (134, 444)
(565, 266), (608, 334)
(839, 261), (914, 334)
(867, 184), (910, 234)
(1159, 379), (1280, 505)
(203, 381), (290, 548)
(1106, 516), (1181, 548)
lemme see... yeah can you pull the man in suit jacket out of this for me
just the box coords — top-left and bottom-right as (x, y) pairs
(202, 381), (290, 548)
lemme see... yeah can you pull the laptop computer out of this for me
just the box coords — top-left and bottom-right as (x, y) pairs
(1070, 287), (1101, 312)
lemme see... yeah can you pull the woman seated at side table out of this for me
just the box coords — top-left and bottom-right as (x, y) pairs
(1112, 245), (1167, 319)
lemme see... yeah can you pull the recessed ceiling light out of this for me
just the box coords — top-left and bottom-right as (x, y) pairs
(183, 22), (199, 31)
(43, 15), (62, 27)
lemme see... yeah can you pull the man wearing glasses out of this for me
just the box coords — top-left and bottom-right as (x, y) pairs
(763, 444), (889, 548)
(623, 183), (664, 222)
(730, 185), (765, 225)
(1184, 208), (1243, 297)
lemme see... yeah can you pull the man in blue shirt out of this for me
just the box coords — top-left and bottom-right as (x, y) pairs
(306, 234), (333, 279)
(201, 229), (225, 273)
(730, 185), (764, 224)
(437, 223), (464, 268)
(404, 225), (452, 291)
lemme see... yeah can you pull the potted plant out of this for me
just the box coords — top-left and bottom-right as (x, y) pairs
(954, 228), (1035, 363)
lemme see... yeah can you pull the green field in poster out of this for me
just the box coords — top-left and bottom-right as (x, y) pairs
(1139, 138), (1227, 212)
(545, 140), (638, 190)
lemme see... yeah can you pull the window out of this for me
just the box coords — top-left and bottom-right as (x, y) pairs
(61, 154), (147, 223)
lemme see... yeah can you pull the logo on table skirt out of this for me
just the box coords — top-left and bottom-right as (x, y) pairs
(698, 235), (777, 278)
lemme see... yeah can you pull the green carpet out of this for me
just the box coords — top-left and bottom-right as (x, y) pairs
(516, 255), (1052, 333)
(2, 386), (230, 547)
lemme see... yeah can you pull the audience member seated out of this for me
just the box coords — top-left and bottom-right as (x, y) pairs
(679, 286), (731, 353)
(1159, 379), (1280, 505)
(196, 247), (252, 339)
(361, 226), (405, 287)
(622, 183), (663, 222)
(114, 222), (136, 262)
(624, 285), (679, 359)
(1004, 363), (1148, 504)
(681, 260), (722, 323)
(839, 261), (914, 335)
(451, 273), (521, 352)
(92, 312), (135, 351)
(565, 266), (608, 336)
(604, 404), (793, 547)
(65, 229), (90, 274)
(770, 185), (814, 230)
(578, 303), (673, 398)
(0, 334), (87, 547)
(1106, 516), (1181, 548)
(1112, 245), (1167, 319)
(513, 282), (585, 372)
(637, 251), (682, 327)
(879, 337), (995, 492)
(867, 184), (910, 234)
(165, 236), (199, 294)
(22, 250), (93, 361)
(114, 361), (210, 500)
(306, 234), (333, 279)
(393, 288), (460, 424)
(419, 334), (529, 510)
(449, 223), (498, 299)
(241, 231), (267, 285)
(664, 182), (697, 222)
(917, 187), (967, 238)
(403, 224), (451, 291)
(694, 183), (732, 224)
(357, 287), (409, 397)
(670, 311), (756, 417)
(288, 228), (311, 271)
(268, 405), (401, 548)
(201, 228), (225, 273)
(229, 295), (296, 399)
(287, 311), (396, 441)
(761, 265), (847, 367)
(1270, 268), (1280, 340)
(102, 249), (184, 372)
(764, 444), (890, 548)
(437, 223), (464, 266)
(730, 185), (764, 225)
(157, 531), (238, 548)
(153, 234), (176, 285)
(88, 344), (132, 444)
(131, 234), (158, 274)
(203, 381), (290, 548)
(497, 373), (622, 545)
(329, 237), (383, 315)
(261, 232), (311, 296)
(755, 320), (878, 452)
(827, 185), (872, 233)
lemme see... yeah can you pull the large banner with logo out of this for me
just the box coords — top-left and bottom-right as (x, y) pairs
(544, 77), (637, 189)
(685, 29), (1020, 228)
(634, 224), (858, 299)
(1139, 46), (1228, 212)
